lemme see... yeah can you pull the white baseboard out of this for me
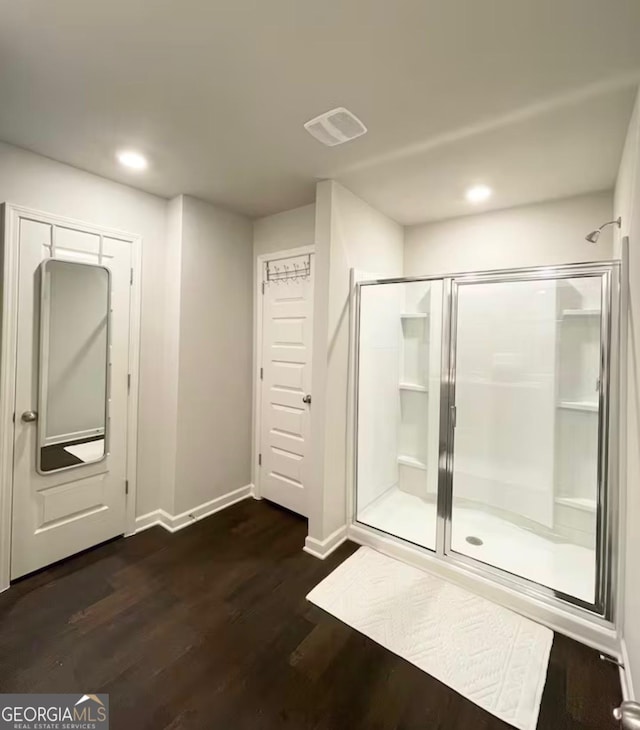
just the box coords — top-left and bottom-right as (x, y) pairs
(133, 510), (165, 533)
(303, 525), (348, 559)
(135, 484), (254, 535)
(621, 638), (636, 701)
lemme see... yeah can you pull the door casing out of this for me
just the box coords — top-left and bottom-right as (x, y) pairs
(0, 203), (142, 592)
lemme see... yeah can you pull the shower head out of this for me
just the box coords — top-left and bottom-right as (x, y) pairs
(585, 217), (621, 243)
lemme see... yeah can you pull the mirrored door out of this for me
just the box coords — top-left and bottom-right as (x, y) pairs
(10, 211), (133, 580)
(38, 260), (110, 473)
(446, 271), (610, 610)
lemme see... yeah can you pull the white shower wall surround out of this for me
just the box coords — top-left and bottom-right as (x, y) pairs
(352, 260), (620, 631)
(453, 276), (601, 532)
(356, 281), (402, 511)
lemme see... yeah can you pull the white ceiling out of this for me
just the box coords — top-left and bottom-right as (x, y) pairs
(340, 82), (638, 225)
(0, 0), (639, 223)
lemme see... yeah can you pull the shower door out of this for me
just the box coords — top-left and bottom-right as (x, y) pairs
(352, 262), (618, 618)
(354, 279), (444, 551)
(445, 267), (614, 613)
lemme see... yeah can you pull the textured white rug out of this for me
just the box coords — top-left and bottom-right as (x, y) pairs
(307, 547), (552, 730)
(64, 438), (104, 462)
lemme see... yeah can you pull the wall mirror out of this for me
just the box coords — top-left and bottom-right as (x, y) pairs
(37, 259), (110, 474)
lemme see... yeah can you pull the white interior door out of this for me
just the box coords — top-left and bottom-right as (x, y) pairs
(10, 215), (132, 579)
(259, 253), (314, 516)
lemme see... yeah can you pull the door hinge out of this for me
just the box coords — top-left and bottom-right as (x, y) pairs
(260, 367), (263, 380)
(127, 373), (131, 391)
(451, 405), (457, 428)
(125, 480), (129, 495)
(262, 281), (265, 295)
(130, 268), (134, 285)
(258, 453), (262, 466)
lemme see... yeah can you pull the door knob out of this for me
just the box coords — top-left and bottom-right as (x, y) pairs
(21, 410), (38, 423)
(302, 394), (312, 404)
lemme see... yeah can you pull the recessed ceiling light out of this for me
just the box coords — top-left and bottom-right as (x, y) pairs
(117, 149), (148, 171)
(465, 184), (492, 204)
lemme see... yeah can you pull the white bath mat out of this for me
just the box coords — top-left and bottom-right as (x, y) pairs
(307, 547), (552, 730)
(64, 439), (104, 462)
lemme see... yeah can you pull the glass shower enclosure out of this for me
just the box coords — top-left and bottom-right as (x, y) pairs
(353, 262), (619, 618)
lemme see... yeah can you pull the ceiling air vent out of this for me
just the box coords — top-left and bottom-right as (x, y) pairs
(304, 107), (367, 147)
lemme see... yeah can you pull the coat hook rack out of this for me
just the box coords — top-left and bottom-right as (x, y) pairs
(266, 255), (311, 284)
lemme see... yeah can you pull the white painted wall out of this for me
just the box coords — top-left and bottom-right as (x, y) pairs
(0, 143), (256, 527)
(404, 191), (614, 275)
(253, 204), (315, 258)
(173, 195), (253, 514)
(0, 141), (168, 518)
(308, 181), (403, 547)
(615, 86), (640, 699)
(252, 204), (316, 488)
(161, 196), (185, 514)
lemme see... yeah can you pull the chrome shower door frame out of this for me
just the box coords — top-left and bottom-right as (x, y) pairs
(442, 262), (619, 620)
(352, 260), (621, 624)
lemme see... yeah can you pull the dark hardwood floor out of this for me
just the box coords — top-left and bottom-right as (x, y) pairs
(0, 498), (622, 729)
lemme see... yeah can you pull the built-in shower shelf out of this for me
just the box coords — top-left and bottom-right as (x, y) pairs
(397, 455), (427, 470)
(555, 496), (597, 513)
(400, 312), (429, 319)
(561, 309), (600, 318)
(399, 382), (428, 393)
(558, 400), (598, 412)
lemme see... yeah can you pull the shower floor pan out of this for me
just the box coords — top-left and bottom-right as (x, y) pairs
(358, 487), (595, 604)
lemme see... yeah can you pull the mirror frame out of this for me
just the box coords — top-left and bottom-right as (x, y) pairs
(36, 258), (112, 475)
